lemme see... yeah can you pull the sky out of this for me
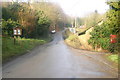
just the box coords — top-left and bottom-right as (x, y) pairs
(50, 0), (109, 17)
(1, 0), (110, 17)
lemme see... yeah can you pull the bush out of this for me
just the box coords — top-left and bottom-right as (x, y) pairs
(108, 54), (118, 63)
(88, 1), (120, 53)
(63, 29), (72, 39)
(2, 19), (20, 36)
(88, 24), (119, 52)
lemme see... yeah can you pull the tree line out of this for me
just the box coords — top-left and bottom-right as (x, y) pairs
(1, 2), (70, 38)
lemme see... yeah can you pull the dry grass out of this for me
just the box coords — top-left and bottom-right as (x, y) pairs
(78, 27), (94, 50)
(65, 27), (107, 51)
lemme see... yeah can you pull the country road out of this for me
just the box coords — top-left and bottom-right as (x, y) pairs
(3, 31), (118, 78)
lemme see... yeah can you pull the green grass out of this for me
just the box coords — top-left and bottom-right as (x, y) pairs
(67, 35), (78, 41)
(63, 29), (72, 39)
(2, 37), (51, 63)
(108, 54), (119, 63)
(63, 29), (81, 49)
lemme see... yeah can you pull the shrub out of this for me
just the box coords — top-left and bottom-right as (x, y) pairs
(88, 1), (120, 53)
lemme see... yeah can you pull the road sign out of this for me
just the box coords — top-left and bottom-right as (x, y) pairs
(13, 27), (22, 36)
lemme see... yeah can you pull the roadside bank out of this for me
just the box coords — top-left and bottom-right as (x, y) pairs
(63, 29), (119, 64)
(2, 36), (52, 63)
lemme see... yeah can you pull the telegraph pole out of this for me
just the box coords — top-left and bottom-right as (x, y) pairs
(75, 16), (77, 28)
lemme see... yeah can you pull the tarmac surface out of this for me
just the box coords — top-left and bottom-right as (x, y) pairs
(2, 32), (118, 78)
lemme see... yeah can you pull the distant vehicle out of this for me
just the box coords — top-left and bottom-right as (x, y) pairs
(51, 30), (56, 34)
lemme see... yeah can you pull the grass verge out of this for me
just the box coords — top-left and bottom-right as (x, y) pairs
(108, 54), (119, 63)
(63, 29), (81, 49)
(2, 37), (51, 63)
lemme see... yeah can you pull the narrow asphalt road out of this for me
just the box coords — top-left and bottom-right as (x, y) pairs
(3, 32), (118, 78)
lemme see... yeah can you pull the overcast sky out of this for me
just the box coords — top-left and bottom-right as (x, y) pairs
(50, 0), (109, 17)
(1, 0), (110, 17)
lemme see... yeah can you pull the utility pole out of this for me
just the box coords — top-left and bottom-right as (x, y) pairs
(75, 17), (77, 28)
(71, 15), (74, 28)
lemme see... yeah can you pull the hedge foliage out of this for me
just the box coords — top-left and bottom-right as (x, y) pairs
(88, 1), (120, 53)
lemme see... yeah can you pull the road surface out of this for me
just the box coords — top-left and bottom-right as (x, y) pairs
(3, 32), (118, 78)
